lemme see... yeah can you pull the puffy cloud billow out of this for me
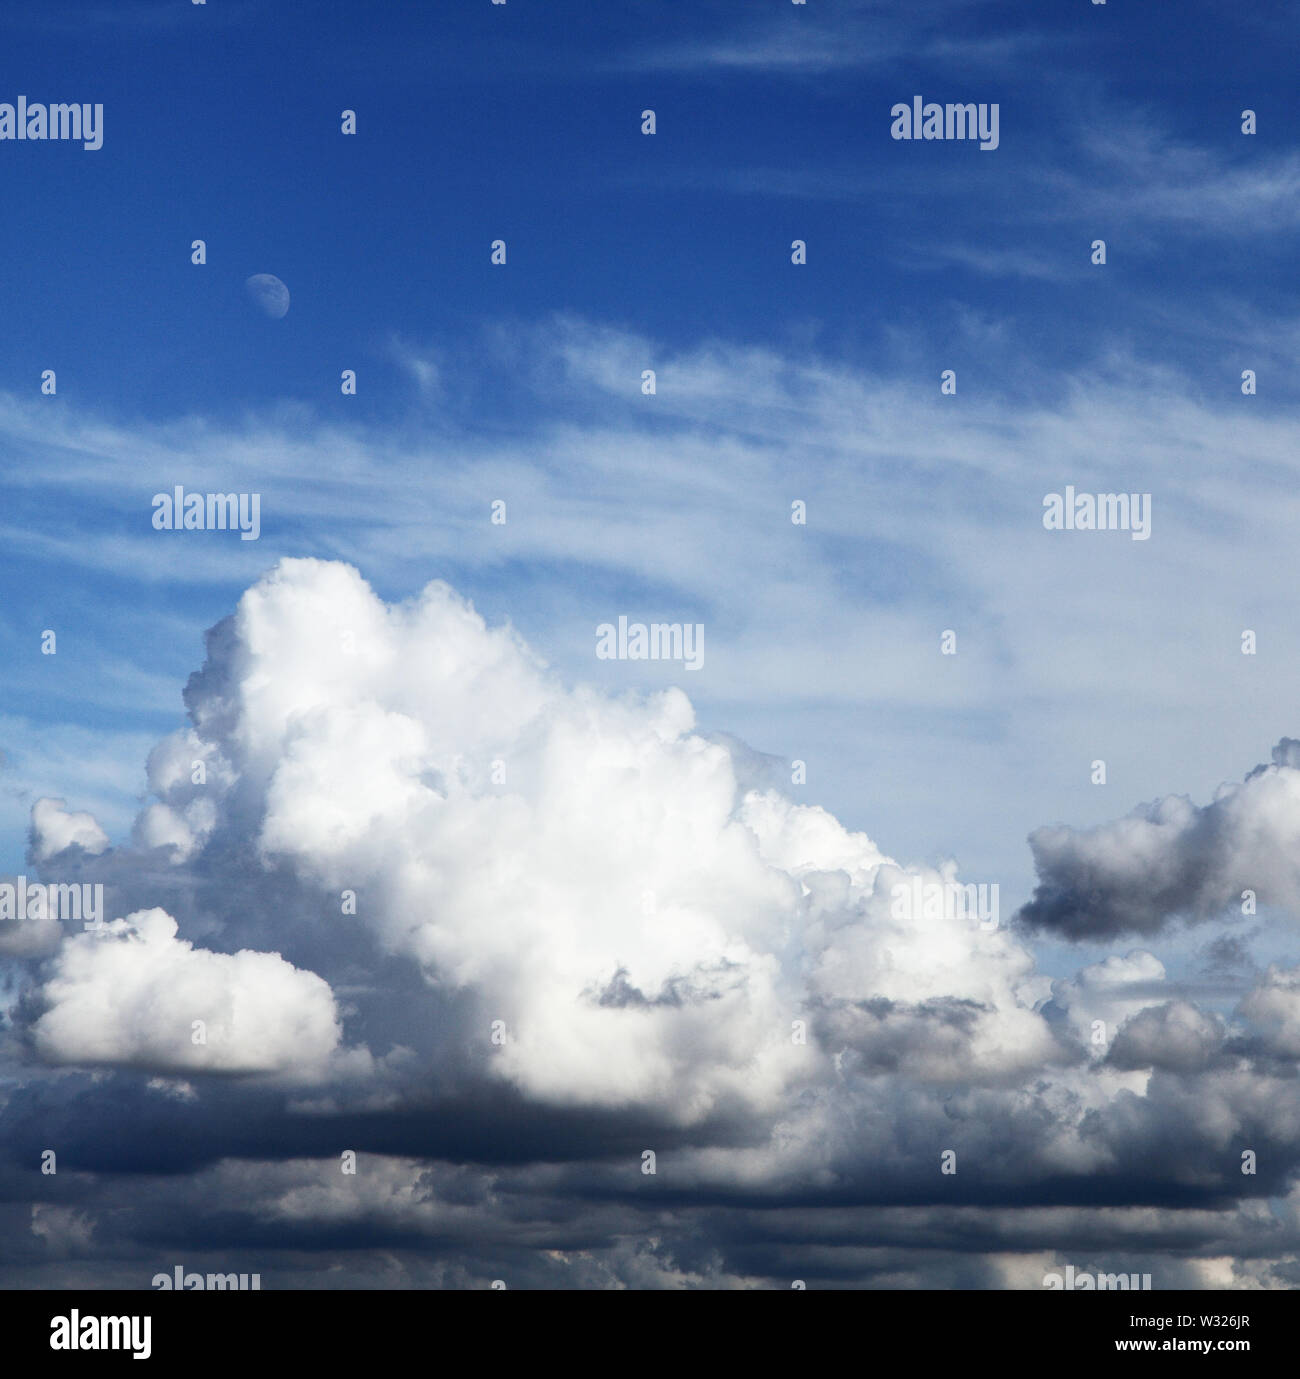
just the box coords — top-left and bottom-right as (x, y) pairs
(5, 559), (1300, 1288)
(29, 908), (343, 1077)
(1017, 739), (1300, 940)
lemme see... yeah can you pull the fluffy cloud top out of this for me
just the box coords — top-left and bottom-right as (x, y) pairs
(31, 798), (108, 863)
(30, 908), (341, 1076)
(115, 559), (1048, 1117)
(1018, 739), (1300, 939)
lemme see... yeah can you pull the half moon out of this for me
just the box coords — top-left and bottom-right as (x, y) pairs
(245, 273), (290, 320)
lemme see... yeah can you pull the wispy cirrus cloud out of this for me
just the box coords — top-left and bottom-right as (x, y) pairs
(627, 0), (1052, 76)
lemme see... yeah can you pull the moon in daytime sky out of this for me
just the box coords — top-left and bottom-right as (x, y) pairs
(244, 273), (290, 319)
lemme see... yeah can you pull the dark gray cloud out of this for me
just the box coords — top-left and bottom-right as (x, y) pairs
(1017, 739), (1300, 940)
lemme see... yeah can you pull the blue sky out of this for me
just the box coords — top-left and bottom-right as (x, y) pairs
(4, 0), (1300, 1293)
(4, 0), (1297, 413)
(6, 1), (1297, 911)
